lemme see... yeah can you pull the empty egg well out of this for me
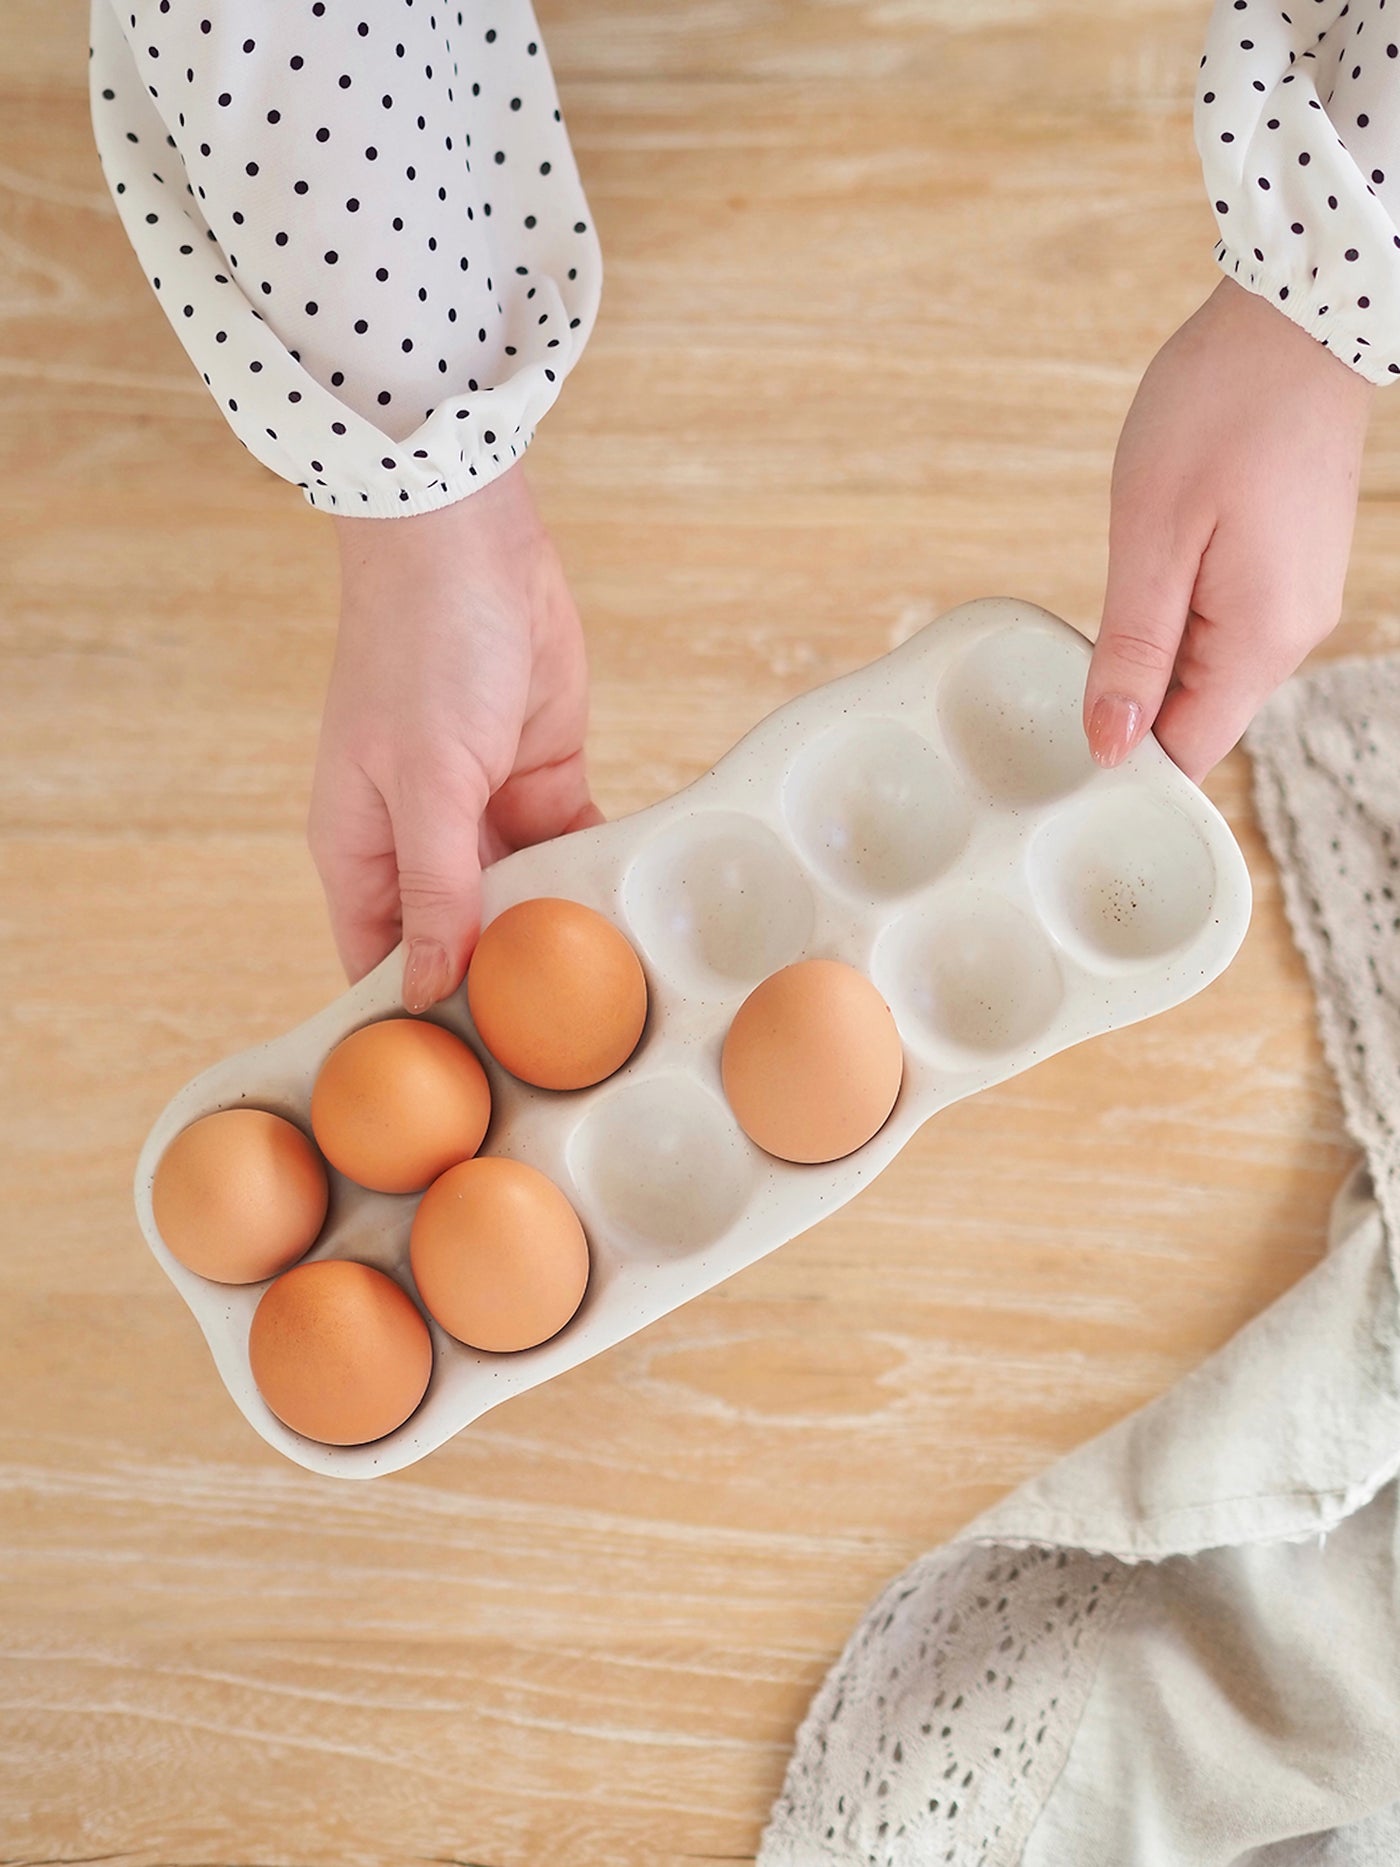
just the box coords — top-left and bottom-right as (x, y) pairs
(875, 886), (1065, 1063)
(623, 812), (815, 995)
(1028, 786), (1218, 971)
(783, 719), (972, 901)
(938, 625), (1098, 807)
(566, 1075), (755, 1253)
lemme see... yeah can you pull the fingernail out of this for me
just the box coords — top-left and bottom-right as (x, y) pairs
(1087, 693), (1144, 768)
(402, 938), (450, 1014)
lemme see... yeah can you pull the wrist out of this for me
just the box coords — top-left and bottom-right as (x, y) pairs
(1209, 276), (1381, 408)
(332, 460), (540, 574)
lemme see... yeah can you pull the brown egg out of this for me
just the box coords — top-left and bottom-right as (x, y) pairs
(248, 1259), (433, 1445)
(311, 1017), (491, 1194)
(721, 958), (904, 1164)
(410, 1156), (590, 1353)
(466, 897), (647, 1091)
(151, 1107), (328, 1284)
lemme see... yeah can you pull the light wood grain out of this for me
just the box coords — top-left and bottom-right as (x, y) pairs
(3, 2), (1396, 1862)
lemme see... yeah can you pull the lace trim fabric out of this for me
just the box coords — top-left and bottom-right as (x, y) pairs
(1247, 655), (1400, 1265)
(760, 1543), (1134, 1866)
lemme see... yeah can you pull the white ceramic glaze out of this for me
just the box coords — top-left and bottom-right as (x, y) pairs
(133, 598), (1253, 1478)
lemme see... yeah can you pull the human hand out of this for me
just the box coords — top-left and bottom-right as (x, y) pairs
(1084, 276), (1375, 780)
(307, 463), (602, 1013)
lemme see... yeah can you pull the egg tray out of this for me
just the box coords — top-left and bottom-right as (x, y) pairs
(134, 598), (1253, 1478)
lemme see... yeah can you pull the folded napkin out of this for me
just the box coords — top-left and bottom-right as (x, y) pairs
(759, 657), (1400, 1867)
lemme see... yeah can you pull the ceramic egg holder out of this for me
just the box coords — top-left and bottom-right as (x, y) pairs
(134, 598), (1253, 1477)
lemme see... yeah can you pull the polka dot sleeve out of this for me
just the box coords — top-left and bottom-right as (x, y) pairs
(88, 0), (602, 515)
(1197, 0), (1400, 384)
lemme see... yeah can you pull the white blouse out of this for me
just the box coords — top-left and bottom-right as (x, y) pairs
(89, 0), (1400, 525)
(1197, 0), (1400, 382)
(88, 0), (600, 516)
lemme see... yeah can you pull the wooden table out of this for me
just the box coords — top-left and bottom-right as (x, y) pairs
(3, 2), (1393, 1860)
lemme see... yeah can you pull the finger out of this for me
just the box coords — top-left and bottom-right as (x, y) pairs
(307, 762), (403, 984)
(1150, 609), (1294, 783)
(389, 762), (489, 1013)
(484, 749), (604, 858)
(1085, 482), (1209, 768)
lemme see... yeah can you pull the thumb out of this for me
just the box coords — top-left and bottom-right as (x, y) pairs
(1085, 487), (1204, 769)
(391, 765), (488, 1015)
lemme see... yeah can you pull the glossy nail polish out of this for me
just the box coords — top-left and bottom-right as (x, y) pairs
(1087, 693), (1144, 768)
(402, 938), (450, 1014)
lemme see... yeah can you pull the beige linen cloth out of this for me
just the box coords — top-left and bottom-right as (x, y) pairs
(759, 657), (1400, 1867)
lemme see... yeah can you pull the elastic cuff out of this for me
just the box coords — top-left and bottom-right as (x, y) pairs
(300, 433), (535, 518)
(1213, 241), (1399, 386)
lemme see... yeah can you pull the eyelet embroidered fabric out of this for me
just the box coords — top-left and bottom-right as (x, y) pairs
(761, 1543), (1135, 1867)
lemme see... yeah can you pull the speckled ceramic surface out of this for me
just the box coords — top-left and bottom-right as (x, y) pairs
(134, 597), (1253, 1478)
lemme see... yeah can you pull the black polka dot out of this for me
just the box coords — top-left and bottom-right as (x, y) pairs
(103, 3), (603, 498)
